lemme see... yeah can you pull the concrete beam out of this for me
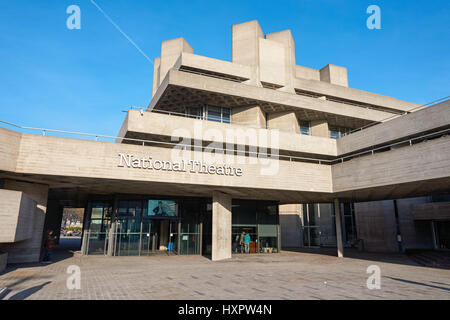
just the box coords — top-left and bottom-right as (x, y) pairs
(212, 191), (232, 261)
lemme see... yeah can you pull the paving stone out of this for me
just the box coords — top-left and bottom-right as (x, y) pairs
(0, 249), (449, 299)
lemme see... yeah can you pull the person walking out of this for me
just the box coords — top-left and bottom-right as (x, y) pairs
(43, 230), (57, 263)
(239, 232), (245, 253)
(244, 232), (251, 253)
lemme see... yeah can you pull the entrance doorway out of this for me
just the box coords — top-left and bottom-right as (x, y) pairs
(154, 219), (178, 253)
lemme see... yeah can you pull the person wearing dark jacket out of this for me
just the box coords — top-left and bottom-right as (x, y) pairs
(43, 230), (57, 263)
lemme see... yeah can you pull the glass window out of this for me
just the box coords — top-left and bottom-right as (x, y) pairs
(222, 107), (231, 123)
(329, 126), (351, 139)
(299, 120), (310, 135)
(207, 106), (222, 122)
(232, 200), (279, 254)
(205, 105), (232, 124)
(186, 106), (202, 119)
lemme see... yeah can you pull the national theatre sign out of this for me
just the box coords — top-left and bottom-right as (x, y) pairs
(117, 153), (243, 176)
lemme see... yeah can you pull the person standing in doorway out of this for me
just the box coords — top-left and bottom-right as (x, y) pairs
(43, 230), (57, 263)
(244, 232), (251, 253)
(239, 232), (245, 253)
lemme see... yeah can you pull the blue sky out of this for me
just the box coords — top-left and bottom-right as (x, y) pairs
(0, 0), (448, 137)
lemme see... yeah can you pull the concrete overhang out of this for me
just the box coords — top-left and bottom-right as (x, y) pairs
(2, 120), (449, 204)
(337, 100), (450, 155)
(117, 110), (338, 159)
(332, 135), (450, 201)
(293, 77), (422, 113)
(174, 53), (252, 82)
(147, 69), (395, 128)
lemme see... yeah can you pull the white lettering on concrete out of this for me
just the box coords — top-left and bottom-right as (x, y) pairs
(117, 153), (243, 177)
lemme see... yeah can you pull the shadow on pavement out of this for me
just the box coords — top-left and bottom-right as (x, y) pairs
(8, 281), (51, 300)
(1, 237), (81, 276)
(282, 247), (422, 267)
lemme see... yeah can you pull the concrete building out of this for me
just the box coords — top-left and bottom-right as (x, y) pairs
(0, 20), (449, 265)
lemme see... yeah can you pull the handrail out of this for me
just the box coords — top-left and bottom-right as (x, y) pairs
(0, 119), (449, 165)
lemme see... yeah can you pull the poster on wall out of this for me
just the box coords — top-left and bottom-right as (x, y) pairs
(147, 200), (178, 217)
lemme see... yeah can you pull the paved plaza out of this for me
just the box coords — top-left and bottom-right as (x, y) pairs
(0, 239), (449, 300)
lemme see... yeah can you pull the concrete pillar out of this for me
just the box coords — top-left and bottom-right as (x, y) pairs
(212, 191), (232, 261)
(265, 30), (296, 93)
(159, 37), (193, 85)
(279, 204), (303, 248)
(232, 20), (264, 86)
(310, 120), (329, 138)
(320, 64), (349, 87)
(334, 199), (344, 258)
(0, 180), (48, 263)
(231, 106), (266, 128)
(152, 57), (161, 97)
(267, 111), (299, 133)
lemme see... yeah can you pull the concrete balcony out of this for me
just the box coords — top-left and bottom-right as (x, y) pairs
(117, 109), (338, 158)
(337, 99), (450, 155)
(0, 189), (37, 243)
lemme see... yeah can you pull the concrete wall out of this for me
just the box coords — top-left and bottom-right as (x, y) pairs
(267, 111), (299, 133)
(397, 197), (434, 250)
(0, 189), (36, 243)
(279, 204), (303, 248)
(159, 38), (193, 87)
(0, 252), (7, 273)
(231, 106), (266, 128)
(264, 30), (296, 93)
(152, 57), (161, 97)
(232, 20), (263, 86)
(320, 64), (348, 87)
(0, 127), (21, 172)
(354, 200), (398, 252)
(310, 120), (329, 138)
(337, 99), (450, 155)
(412, 201), (450, 220)
(121, 110), (338, 157)
(0, 180), (48, 263)
(1, 128), (333, 195)
(332, 135), (450, 193)
(296, 65), (320, 81)
(354, 197), (438, 252)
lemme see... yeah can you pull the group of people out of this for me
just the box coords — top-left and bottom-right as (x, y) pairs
(234, 231), (251, 254)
